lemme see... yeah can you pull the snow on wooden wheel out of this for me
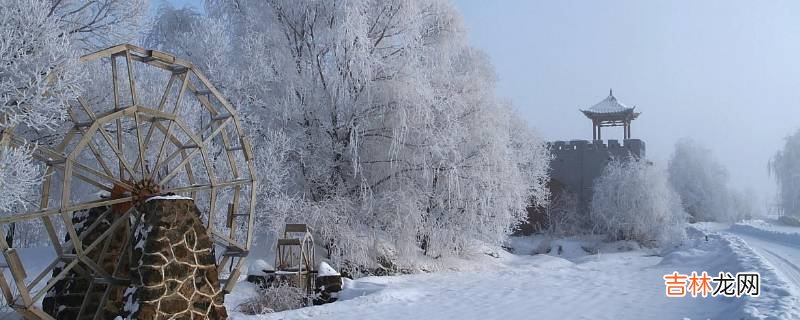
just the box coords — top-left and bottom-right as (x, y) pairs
(0, 44), (256, 319)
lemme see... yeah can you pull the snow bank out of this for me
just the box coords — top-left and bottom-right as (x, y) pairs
(730, 220), (800, 247)
(318, 262), (339, 277)
(506, 234), (639, 261)
(718, 233), (800, 319)
(246, 259), (274, 276)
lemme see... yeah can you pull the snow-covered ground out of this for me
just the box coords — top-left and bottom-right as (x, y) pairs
(0, 220), (797, 319)
(227, 220), (800, 320)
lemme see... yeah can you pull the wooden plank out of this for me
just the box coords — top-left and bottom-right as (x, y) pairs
(285, 224), (309, 233)
(210, 230), (245, 252)
(14, 138), (123, 191)
(222, 258), (246, 293)
(112, 55), (125, 180)
(3, 249), (26, 280)
(132, 74), (177, 173)
(134, 111), (147, 176)
(24, 258), (60, 293)
(277, 239), (302, 246)
(0, 270), (16, 310)
(2, 248), (32, 306)
(148, 73), (189, 180)
(79, 44), (129, 62)
(29, 257), (81, 304)
(0, 196), (133, 224)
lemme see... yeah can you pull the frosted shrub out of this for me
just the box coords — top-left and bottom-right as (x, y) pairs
(236, 283), (309, 315)
(591, 158), (687, 246)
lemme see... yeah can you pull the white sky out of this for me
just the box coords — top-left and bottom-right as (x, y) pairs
(455, 0), (800, 209)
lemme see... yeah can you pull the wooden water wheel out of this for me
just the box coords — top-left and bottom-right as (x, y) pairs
(0, 44), (256, 319)
(275, 224), (316, 293)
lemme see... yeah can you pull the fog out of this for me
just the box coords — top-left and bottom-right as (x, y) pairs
(455, 0), (800, 212)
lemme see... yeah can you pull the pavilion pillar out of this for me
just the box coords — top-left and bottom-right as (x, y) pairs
(592, 123), (597, 140)
(627, 121), (632, 139)
(623, 123), (627, 139)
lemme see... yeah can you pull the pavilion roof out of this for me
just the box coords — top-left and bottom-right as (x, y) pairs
(580, 90), (639, 120)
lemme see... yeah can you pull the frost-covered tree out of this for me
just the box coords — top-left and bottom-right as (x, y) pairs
(770, 129), (800, 217)
(147, 0), (551, 270)
(668, 139), (757, 222)
(728, 188), (757, 221)
(0, 0), (82, 131)
(0, 0), (81, 214)
(0, 144), (42, 212)
(668, 139), (731, 222)
(591, 158), (686, 246)
(56, 0), (147, 49)
(0, 0), (148, 244)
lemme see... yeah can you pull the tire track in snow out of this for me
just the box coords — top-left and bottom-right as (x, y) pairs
(758, 247), (800, 289)
(727, 229), (800, 291)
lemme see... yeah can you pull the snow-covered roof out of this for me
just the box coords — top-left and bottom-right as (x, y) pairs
(582, 90), (634, 114)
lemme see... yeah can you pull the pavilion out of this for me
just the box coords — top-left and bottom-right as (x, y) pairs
(580, 89), (640, 140)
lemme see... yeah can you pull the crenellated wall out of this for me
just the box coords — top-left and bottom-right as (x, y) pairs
(548, 139), (646, 215)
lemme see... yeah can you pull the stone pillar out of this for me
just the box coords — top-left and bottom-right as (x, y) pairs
(121, 198), (227, 319)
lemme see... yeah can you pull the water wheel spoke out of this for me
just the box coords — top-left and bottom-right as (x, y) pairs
(210, 229), (245, 252)
(159, 117), (230, 186)
(86, 141), (115, 177)
(9, 137), (125, 192)
(135, 72), (178, 148)
(58, 207), (114, 254)
(146, 119), (190, 182)
(133, 111), (148, 177)
(149, 121), (178, 180)
(30, 257), (82, 304)
(147, 74), (189, 180)
(82, 208), (131, 255)
(67, 108), (115, 177)
(0, 196), (134, 224)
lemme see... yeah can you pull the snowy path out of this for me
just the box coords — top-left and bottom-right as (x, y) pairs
(734, 234), (800, 290)
(690, 220), (800, 319)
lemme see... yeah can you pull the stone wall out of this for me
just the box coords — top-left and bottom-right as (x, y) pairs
(43, 199), (228, 319)
(549, 139), (646, 216)
(121, 199), (227, 319)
